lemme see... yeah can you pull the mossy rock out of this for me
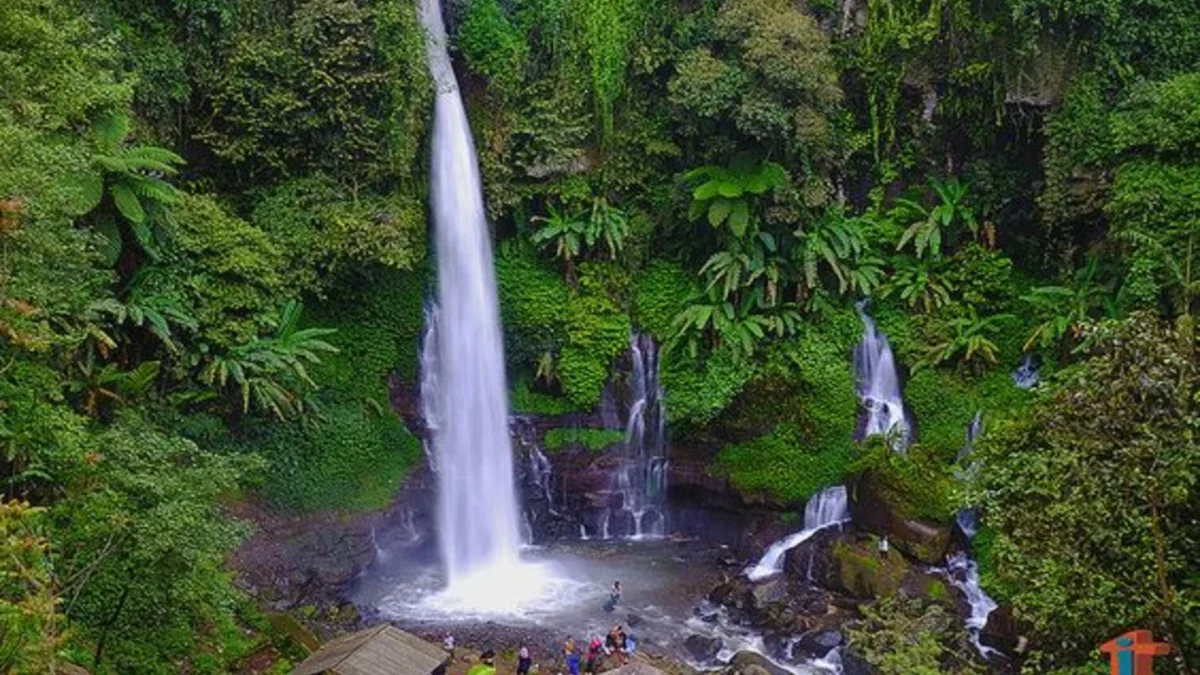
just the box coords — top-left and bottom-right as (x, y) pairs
(829, 539), (909, 599)
(267, 613), (319, 654)
(847, 469), (952, 565)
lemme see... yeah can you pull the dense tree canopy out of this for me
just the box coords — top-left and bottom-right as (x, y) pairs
(1, 0), (1197, 670)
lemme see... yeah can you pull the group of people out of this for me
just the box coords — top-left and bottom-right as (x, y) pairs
(458, 581), (637, 675)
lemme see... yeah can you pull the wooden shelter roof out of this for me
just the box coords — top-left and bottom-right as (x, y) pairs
(290, 624), (448, 675)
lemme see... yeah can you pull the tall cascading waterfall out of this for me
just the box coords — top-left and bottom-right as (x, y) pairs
(418, 0), (521, 586)
(745, 485), (849, 581)
(595, 333), (669, 539)
(853, 301), (912, 449)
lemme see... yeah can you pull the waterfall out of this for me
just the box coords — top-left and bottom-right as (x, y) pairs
(853, 302), (912, 449)
(418, 0), (521, 586)
(956, 411), (983, 464)
(745, 485), (849, 581)
(943, 552), (1000, 658)
(1012, 353), (1039, 389)
(592, 333), (670, 539)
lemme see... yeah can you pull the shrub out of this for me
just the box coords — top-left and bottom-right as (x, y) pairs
(714, 422), (853, 505)
(543, 427), (626, 452)
(240, 401), (421, 513)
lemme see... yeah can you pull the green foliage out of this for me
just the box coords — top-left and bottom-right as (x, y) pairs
(847, 594), (984, 675)
(495, 242), (571, 370)
(530, 198), (630, 267)
(903, 367), (1027, 458)
(914, 307), (1015, 374)
(509, 376), (582, 416)
(307, 265), (427, 389)
(971, 313), (1199, 666)
(633, 260), (696, 341)
(52, 414), (260, 674)
(200, 301), (338, 420)
(571, 0), (643, 139)
(0, 500), (62, 674)
(1021, 255), (1114, 353)
(668, 0), (841, 161)
(683, 154), (787, 237)
(251, 176), (426, 296)
(237, 401), (421, 513)
(893, 178), (977, 259)
(715, 422), (852, 505)
(881, 257), (954, 313)
(849, 439), (956, 522)
(141, 193), (286, 348)
(197, 0), (430, 187)
(712, 315), (860, 502)
(456, 0), (529, 94)
(0, 0), (131, 132)
(660, 345), (755, 425)
(797, 206), (884, 297)
(542, 427), (626, 453)
(558, 275), (631, 409)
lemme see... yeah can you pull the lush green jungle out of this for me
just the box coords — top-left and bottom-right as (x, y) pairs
(0, 0), (1197, 672)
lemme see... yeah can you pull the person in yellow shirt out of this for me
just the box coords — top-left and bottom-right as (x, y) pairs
(467, 650), (497, 675)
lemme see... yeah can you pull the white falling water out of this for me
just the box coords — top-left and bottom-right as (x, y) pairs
(745, 485), (849, 581)
(943, 551), (1000, 658)
(612, 333), (669, 538)
(1012, 353), (1039, 389)
(853, 302), (912, 449)
(418, 0), (521, 589)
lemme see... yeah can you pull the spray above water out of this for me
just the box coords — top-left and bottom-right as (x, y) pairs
(418, 0), (521, 592)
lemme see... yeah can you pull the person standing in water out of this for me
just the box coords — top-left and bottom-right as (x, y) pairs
(565, 643), (581, 675)
(605, 580), (621, 612)
(516, 645), (532, 675)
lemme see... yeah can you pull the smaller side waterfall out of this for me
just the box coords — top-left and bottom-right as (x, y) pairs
(745, 485), (849, 581)
(589, 333), (669, 539)
(943, 552), (1000, 658)
(853, 302), (912, 449)
(1012, 353), (1039, 389)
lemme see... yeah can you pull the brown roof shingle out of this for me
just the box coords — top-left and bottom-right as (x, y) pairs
(290, 624), (449, 675)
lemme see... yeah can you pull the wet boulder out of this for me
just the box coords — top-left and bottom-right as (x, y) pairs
(683, 634), (722, 662)
(725, 651), (791, 675)
(840, 649), (877, 675)
(748, 578), (788, 611)
(782, 527), (839, 583)
(980, 605), (1019, 654)
(794, 630), (844, 659)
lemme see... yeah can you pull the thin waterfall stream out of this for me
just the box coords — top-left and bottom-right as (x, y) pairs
(853, 301), (912, 449)
(745, 486), (849, 582)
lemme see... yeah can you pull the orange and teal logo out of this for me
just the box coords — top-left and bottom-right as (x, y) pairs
(1100, 630), (1170, 675)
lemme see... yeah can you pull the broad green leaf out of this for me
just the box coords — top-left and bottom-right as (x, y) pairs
(728, 200), (750, 237)
(111, 182), (146, 224)
(708, 198), (733, 227)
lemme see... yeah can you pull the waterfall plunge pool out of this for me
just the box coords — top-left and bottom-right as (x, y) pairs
(351, 538), (837, 674)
